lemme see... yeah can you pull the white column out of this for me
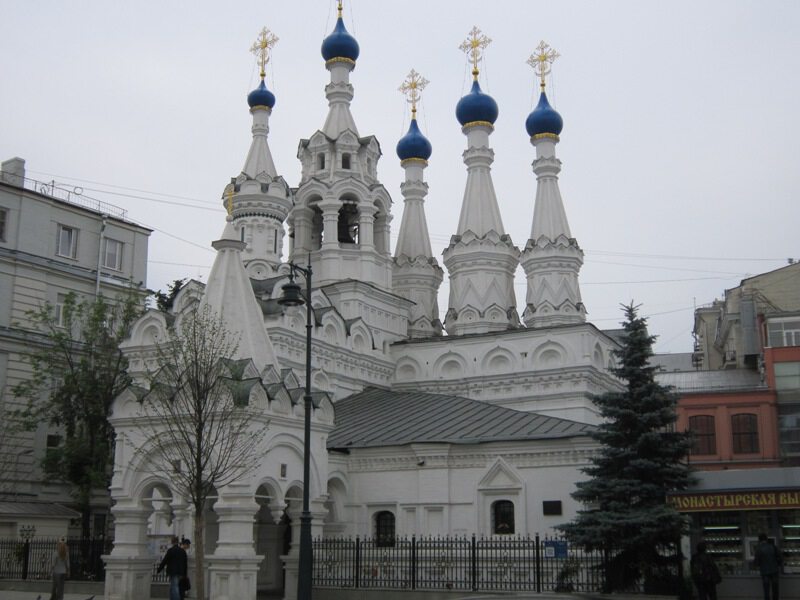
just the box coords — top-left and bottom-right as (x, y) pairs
(103, 504), (153, 600)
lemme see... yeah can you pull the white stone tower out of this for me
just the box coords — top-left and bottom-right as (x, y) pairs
(520, 42), (586, 327)
(392, 70), (443, 338)
(225, 28), (292, 280)
(443, 27), (520, 336)
(289, 3), (393, 291)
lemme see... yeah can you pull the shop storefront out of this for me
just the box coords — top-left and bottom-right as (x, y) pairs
(668, 468), (800, 598)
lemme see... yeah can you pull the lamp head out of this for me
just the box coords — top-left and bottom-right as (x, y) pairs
(278, 280), (305, 306)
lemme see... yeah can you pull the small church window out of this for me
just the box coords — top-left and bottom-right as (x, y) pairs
(318, 154), (326, 170)
(337, 204), (359, 244)
(342, 153), (351, 169)
(492, 500), (514, 534)
(375, 510), (395, 547)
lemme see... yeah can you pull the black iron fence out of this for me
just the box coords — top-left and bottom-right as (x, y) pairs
(0, 537), (111, 581)
(313, 534), (681, 594)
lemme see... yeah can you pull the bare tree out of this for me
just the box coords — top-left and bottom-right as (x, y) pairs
(139, 305), (267, 600)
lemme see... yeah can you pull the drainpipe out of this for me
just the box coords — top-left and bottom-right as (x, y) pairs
(95, 214), (108, 297)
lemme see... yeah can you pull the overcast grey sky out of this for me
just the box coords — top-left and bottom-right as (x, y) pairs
(2, 0), (798, 353)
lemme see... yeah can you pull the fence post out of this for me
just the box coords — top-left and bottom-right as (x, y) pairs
(535, 533), (541, 593)
(412, 535), (417, 590)
(354, 536), (360, 589)
(471, 534), (477, 591)
(21, 539), (30, 580)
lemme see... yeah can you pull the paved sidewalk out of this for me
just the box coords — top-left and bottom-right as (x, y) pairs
(0, 593), (103, 600)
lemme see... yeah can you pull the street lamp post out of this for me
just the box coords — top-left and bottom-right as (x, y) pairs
(278, 259), (314, 600)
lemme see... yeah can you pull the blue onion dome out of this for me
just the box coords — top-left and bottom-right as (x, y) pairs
(247, 80), (276, 109)
(396, 118), (432, 162)
(321, 17), (360, 63)
(525, 91), (563, 137)
(456, 80), (499, 127)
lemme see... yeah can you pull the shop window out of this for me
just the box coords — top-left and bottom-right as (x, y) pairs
(375, 511), (395, 547)
(57, 224), (78, 258)
(688, 415), (716, 455)
(492, 500), (515, 534)
(731, 413), (759, 454)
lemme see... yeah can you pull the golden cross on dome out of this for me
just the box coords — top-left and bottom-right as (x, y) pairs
(459, 26), (492, 81)
(399, 69), (429, 118)
(250, 27), (279, 80)
(337, 0), (343, 18)
(527, 40), (559, 90)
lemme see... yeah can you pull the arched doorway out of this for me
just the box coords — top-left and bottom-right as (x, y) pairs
(254, 483), (289, 596)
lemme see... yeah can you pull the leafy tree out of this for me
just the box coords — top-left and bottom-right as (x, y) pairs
(559, 303), (693, 591)
(13, 291), (144, 537)
(139, 305), (267, 600)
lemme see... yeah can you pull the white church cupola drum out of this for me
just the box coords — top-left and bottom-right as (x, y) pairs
(223, 28), (293, 280)
(289, 0), (393, 291)
(520, 41), (586, 327)
(442, 27), (520, 336)
(392, 70), (444, 338)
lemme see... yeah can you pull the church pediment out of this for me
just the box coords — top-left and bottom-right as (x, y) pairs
(478, 458), (523, 491)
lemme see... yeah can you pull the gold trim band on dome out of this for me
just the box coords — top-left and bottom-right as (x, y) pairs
(532, 132), (559, 141)
(249, 105), (273, 113)
(325, 57), (356, 66)
(400, 158), (429, 167)
(462, 120), (495, 130)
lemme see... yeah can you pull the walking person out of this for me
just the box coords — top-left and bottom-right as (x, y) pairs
(754, 533), (782, 600)
(157, 536), (188, 600)
(49, 538), (70, 600)
(179, 538), (191, 600)
(691, 542), (721, 600)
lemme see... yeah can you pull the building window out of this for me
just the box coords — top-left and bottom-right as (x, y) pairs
(342, 153), (351, 169)
(731, 413), (759, 453)
(778, 403), (800, 458)
(57, 224), (78, 258)
(768, 318), (800, 348)
(492, 500), (515, 534)
(103, 238), (122, 270)
(688, 415), (716, 455)
(55, 293), (68, 327)
(375, 511), (395, 547)
(317, 154), (326, 170)
(775, 362), (800, 391)
(0, 208), (7, 241)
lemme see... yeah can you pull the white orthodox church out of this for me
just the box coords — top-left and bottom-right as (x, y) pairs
(104, 8), (624, 600)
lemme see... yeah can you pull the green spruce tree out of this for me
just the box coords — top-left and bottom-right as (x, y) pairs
(559, 303), (693, 591)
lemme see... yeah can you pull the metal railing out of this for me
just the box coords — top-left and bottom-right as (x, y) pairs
(0, 537), (112, 581)
(2, 173), (128, 220)
(313, 534), (681, 594)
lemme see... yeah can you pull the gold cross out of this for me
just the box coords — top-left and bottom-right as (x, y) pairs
(459, 26), (491, 81)
(337, 0), (343, 18)
(527, 40), (559, 90)
(398, 69), (429, 118)
(250, 27), (279, 80)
